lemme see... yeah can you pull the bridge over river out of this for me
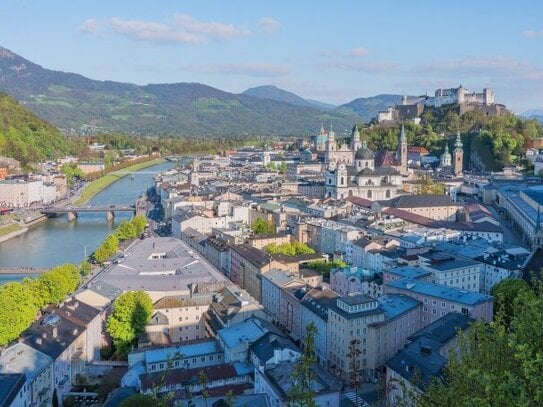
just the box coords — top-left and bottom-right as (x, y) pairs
(41, 204), (137, 221)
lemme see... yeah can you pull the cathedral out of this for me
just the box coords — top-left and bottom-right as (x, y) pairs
(323, 125), (408, 200)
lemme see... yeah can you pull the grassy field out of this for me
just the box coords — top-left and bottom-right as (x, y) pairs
(0, 223), (21, 238)
(75, 157), (166, 205)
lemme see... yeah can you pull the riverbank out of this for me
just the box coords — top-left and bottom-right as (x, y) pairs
(75, 157), (166, 205)
(0, 224), (26, 243)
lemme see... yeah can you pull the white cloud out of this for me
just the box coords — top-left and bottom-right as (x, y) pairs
(348, 47), (369, 57)
(79, 19), (101, 35)
(80, 14), (252, 44)
(180, 62), (290, 77)
(173, 13), (251, 40)
(522, 30), (543, 38)
(259, 17), (281, 33)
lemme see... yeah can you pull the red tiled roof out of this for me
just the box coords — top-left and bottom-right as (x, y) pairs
(346, 196), (373, 208)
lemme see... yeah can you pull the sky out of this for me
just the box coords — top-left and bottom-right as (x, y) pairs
(1, 0), (543, 112)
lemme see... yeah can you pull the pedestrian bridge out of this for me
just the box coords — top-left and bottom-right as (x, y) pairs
(40, 205), (136, 221)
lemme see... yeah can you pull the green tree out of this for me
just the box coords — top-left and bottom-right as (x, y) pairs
(115, 220), (137, 241)
(0, 281), (39, 345)
(36, 264), (80, 304)
(94, 233), (119, 263)
(106, 290), (153, 359)
(80, 261), (92, 276)
(279, 161), (287, 174)
(264, 242), (315, 256)
(420, 280), (543, 406)
(289, 322), (318, 407)
(199, 371), (210, 407)
(491, 278), (534, 327)
(413, 172), (445, 195)
(60, 162), (85, 187)
(252, 218), (276, 235)
(305, 260), (347, 279)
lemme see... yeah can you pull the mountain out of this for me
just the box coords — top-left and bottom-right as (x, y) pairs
(305, 99), (337, 111)
(0, 46), (360, 136)
(338, 94), (403, 122)
(522, 110), (543, 123)
(0, 92), (73, 166)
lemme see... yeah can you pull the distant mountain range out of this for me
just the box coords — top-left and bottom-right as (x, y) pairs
(522, 110), (543, 123)
(241, 85), (337, 110)
(0, 45), (400, 136)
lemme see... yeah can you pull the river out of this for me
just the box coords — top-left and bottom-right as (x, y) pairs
(0, 161), (175, 280)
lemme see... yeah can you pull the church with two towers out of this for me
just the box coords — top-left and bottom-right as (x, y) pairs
(320, 125), (409, 200)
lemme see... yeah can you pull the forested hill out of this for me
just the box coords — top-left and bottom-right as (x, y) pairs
(0, 46), (360, 136)
(0, 92), (73, 166)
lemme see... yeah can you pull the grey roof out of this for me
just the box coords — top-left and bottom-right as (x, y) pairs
(301, 289), (339, 321)
(357, 166), (399, 176)
(94, 237), (228, 293)
(0, 373), (26, 407)
(386, 313), (473, 388)
(264, 361), (342, 401)
(355, 146), (375, 160)
(232, 244), (272, 268)
(250, 332), (299, 363)
(0, 343), (52, 381)
(389, 194), (456, 208)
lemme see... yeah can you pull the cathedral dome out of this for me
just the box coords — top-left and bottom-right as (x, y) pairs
(355, 140), (374, 160)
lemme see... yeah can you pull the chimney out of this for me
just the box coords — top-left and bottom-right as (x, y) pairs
(52, 327), (58, 338)
(36, 338), (42, 345)
(73, 328), (78, 336)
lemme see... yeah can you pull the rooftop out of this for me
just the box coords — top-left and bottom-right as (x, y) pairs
(386, 313), (473, 388)
(130, 338), (222, 365)
(93, 237), (228, 293)
(264, 361), (342, 401)
(377, 294), (421, 321)
(387, 277), (493, 305)
(0, 373), (26, 407)
(386, 266), (432, 280)
(0, 343), (52, 381)
(218, 317), (279, 349)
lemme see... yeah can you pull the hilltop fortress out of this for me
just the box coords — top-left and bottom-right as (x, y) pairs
(378, 85), (507, 124)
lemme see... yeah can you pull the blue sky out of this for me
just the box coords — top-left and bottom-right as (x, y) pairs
(1, 0), (543, 112)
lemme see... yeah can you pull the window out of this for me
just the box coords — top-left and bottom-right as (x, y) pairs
(432, 309), (437, 314)
(432, 300), (437, 305)
(441, 302), (446, 308)
(461, 307), (469, 316)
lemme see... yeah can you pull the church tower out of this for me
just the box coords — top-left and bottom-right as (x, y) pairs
(398, 123), (408, 172)
(453, 132), (464, 176)
(326, 125), (336, 152)
(352, 125), (361, 152)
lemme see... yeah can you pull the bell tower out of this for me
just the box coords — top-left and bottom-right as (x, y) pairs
(453, 132), (463, 176)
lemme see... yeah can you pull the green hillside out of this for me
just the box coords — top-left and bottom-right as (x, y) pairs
(0, 92), (73, 166)
(0, 46), (360, 136)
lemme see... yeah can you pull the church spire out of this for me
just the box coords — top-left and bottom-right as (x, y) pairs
(400, 123), (407, 144)
(399, 123), (408, 172)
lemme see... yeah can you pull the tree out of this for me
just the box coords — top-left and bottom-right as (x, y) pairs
(94, 233), (119, 263)
(80, 261), (92, 276)
(413, 172), (445, 195)
(264, 241), (315, 256)
(106, 290), (153, 359)
(289, 322), (318, 407)
(252, 218), (276, 235)
(279, 161), (287, 174)
(36, 264), (80, 304)
(199, 371), (210, 407)
(347, 339), (362, 401)
(491, 278), (534, 327)
(420, 280), (543, 406)
(305, 260), (347, 279)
